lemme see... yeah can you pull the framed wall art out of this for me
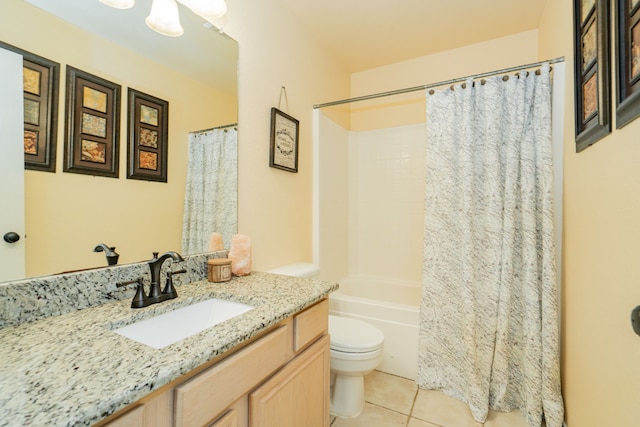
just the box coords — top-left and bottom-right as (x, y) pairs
(616, 0), (640, 128)
(64, 66), (120, 177)
(573, 0), (611, 152)
(269, 107), (299, 173)
(0, 42), (59, 172)
(127, 88), (168, 182)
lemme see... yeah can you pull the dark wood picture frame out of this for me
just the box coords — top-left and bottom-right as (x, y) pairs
(269, 107), (299, 173)
(0, 41), (60, 172)
(127, 88), (169, 182)
(573, 0), (611, 152)
(615, 0), (640, 128)
(64, 66), (120, 177)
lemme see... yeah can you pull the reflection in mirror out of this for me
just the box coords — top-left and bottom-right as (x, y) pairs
(0, 0), (238, 282)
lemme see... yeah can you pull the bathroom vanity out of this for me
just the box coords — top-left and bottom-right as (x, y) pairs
(0, 266), (337, 427)
(100, 299), (330, 427)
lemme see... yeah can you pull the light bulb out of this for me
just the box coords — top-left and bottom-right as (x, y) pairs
(99, 0), (135, 9)
(146, 0), (184, 37)
(179, 0), (227, 21)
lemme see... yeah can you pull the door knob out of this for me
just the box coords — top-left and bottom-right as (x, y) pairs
(3, 232), (20, 243)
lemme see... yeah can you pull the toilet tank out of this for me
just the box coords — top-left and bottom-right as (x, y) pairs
(266, 263), (320, 278)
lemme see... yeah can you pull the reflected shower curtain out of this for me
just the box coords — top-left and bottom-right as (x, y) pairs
(418, 64), (564, 427)
(181, 127), (238, 254)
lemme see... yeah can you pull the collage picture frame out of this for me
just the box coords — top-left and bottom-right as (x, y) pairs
(64, 66), (121, 178)
(616, 0), (640, 128)
(0, 42), (60, 172)
(127, 89), (169, 182)
(573, 0), (611, 152)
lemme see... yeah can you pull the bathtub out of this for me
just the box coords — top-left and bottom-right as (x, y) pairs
(328, 276), (420, 380)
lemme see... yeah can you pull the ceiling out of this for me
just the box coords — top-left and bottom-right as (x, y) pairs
(279, 0), (550, 73)
(25, 0), (238, 96)
(26, 0), (549, 84)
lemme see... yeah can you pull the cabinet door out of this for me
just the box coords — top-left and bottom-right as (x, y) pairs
(175, 325), (289, 427)
(249, 335), (330, 427)
(209, 409), (238, 427)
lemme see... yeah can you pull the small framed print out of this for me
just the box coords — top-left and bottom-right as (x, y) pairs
(615, 0), (640, 128)
(127, 88), (168, 182)
(269, 108), (299, 173)
(0, 42), (60, 172)
(573, 0), (611, 152)
(64, 66), (120, 177)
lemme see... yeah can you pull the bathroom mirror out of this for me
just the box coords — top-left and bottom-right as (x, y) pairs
(0, 0), (238, 281)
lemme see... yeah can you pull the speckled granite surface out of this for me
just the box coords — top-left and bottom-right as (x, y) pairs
(0, 252), (225, 329)
(0, 271), (338, 427)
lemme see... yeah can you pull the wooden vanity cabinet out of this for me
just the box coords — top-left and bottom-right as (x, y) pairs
(98, 298), (329, 427)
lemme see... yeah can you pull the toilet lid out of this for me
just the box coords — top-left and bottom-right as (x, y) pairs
(328, 315), (384, 353)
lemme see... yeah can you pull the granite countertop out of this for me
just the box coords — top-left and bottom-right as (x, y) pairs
(0, 272), (338, 427)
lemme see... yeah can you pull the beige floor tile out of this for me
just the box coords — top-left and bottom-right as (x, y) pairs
(411, 389), (482, 427)
(365, 370), (418, 415)
(332, 403), (408, 427)
(408, 417), (442, 427)
(484, 409), (529, 427)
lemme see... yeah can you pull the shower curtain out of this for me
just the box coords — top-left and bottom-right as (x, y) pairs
(417, 63), (564, 426)
(181, 127), (238, 254)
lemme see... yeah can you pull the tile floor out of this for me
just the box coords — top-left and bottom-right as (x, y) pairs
(330, 370), (531, 427)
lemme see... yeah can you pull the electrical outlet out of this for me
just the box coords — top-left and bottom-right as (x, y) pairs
(631, 306), (640, 336)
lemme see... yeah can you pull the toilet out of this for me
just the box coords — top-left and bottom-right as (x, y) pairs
(266, 263), (385, 418)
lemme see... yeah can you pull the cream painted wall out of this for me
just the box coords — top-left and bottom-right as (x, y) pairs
(349, 30), (540, 131)
(1, 1), (236, 277)
(220, 0), (350, 271)
(539, 1), (640, 426)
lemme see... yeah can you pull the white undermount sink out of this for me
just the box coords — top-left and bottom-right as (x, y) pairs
(112, 298), (254, 349)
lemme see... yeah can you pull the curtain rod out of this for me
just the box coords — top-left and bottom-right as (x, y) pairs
(191, 123), (238, 135)
(313, 56), (565, 109)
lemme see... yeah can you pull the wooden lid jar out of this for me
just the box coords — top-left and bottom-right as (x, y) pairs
(207, 258), (232, 283)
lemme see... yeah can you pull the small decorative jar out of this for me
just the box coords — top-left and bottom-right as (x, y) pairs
(207, 258), (232, 283)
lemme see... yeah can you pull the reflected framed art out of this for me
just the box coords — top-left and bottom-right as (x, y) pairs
(0, 41), (59, 172)
(64, 66), (120, 177)
(127, 88), (168, 182)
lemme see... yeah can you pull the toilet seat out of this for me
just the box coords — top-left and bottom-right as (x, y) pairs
(329, 315), (384, 353)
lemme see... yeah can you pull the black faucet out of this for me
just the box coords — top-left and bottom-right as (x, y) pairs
(93, 243), (119, 266)
(116, 251), (185, 308)
(147, 251), (184, 304)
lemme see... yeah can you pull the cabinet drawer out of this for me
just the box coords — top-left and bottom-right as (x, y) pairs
(174, 325), (289, 427)
(102, 405), (144, 427)
(293, 299), (328, 352)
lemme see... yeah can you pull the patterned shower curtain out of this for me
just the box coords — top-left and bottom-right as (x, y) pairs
(417, 63), (564, 427)
(181, 127), (238, 254)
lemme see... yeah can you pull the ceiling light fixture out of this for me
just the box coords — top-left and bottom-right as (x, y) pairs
(99, 0), (135, 9)
(99, 0), (228, 37)
(145, 0), (184, 37)
(179, 0), (227, 21)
